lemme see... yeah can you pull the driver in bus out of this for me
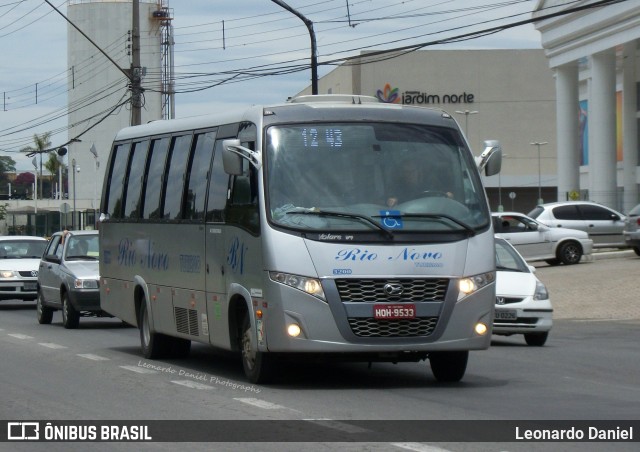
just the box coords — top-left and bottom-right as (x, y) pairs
(386, 158), (453, 207)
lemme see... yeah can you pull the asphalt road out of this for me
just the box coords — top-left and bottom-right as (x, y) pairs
(0, 252), (638, 452)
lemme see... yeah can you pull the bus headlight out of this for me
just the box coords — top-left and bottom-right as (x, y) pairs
(269, 272), (326, 301)
(457, 271), (495, 300)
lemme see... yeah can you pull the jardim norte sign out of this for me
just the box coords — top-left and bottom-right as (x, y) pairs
(376, 83), (475, 105)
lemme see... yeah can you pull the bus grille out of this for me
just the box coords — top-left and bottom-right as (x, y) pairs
(335, 278), (448, 303)
(348, 317), (438, 337)
(175, 307), (199, 336)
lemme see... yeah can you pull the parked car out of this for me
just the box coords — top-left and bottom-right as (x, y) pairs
(0, 236), (48, 302)
(37, 230), (106, 328)
(623, 203), (640, 256)
(493, 237), (552, 346)
(492, 212), (592, 265)
(528, 201), (627, 249)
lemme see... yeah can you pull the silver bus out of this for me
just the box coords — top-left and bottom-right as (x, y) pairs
(99, 94), (502, 383)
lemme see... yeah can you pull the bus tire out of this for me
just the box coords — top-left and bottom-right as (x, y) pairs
(36, 291), (53, 325)
(241, 314), (273, 384)
(429, 351), (468, 382)
(62, 293), (80, 329)
(139, 301), (170, 359)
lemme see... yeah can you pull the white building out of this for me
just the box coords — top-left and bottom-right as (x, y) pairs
(534, 0), (640, 213)
(66, 0), (164, 215)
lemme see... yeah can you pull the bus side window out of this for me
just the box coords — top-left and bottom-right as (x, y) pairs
(103, 142), (131, 219)
(226, 146), (260, 235)
(183, 130), (216, 221)
(122, 139), (149, 219)
(142, 137), (170, 219)
(205, 140), (230, 223)
(162, 134), (193, 220)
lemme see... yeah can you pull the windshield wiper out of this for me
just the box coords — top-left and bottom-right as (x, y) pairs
(381, 213), (476, 236)
(285, 208), (394, 239)
(496, 265), (520, 272)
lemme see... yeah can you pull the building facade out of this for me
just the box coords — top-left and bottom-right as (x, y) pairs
(534, 0), (640, 213)
(297, 49), (559, 213)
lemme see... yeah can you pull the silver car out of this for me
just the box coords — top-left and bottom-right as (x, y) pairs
(528, 201), (627, 249)
(36, 230), (107, 329)
(623, 203), (640, 256)
(493, 212), (593, 265)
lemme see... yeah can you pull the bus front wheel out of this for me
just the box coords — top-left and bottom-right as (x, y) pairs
(429, 351), (468, 382)
(241, 314), (273, 384)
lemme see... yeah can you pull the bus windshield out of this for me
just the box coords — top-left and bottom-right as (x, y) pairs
(265, 122), (489, 234)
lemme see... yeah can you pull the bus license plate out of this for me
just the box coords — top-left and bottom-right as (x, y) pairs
(494, 309), (517, 320)
(374, 304), (415, 320)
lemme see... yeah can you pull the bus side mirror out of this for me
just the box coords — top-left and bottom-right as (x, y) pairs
(222, 139), (244, 175)
(222, 139), (262, 175)
(476, 140), (502, 177)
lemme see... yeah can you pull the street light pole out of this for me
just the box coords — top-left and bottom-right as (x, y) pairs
(270, 0), (318, 95)
(72, 158), (77, 229)
(454, 110), (478, 137)
(498, 154), (508, 212)
(530, 141), (548, 205)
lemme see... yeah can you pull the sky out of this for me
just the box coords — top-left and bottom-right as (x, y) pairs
(0, 0), (550, 171)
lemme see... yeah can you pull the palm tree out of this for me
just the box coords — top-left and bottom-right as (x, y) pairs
(20, 132), (51, 199)
(44, 152), (65, 198)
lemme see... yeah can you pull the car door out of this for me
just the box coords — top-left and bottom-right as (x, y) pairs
(496, 215), (552, 261)
(577, 204), (625, 247)
(38, 234), (63, 304)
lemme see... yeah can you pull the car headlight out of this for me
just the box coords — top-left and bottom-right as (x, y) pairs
(74, 279), (99, 289)
(269, 271), (326, 301)
(458, 271), (495, 300)
(0, 270), (16, 278)
(533, 280), (549, 301)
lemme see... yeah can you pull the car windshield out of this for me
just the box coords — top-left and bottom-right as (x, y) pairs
(0, 240), (46, 259)
(495, 239), (529, 273)
(265, 122), (489, 235)
(65, 235), (99, 260)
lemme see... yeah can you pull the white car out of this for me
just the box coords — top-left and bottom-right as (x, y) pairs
(494, 237), (553, 346)
(0, 236), (48, 302)
(492, 212), (593, 265)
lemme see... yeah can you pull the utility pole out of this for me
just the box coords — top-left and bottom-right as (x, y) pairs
(130, 0), (143, 125)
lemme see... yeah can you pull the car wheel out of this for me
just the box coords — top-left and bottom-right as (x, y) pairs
(36, 291), (53, 325)
(524, 332), (548, 346)
(557, 241), (582, 265)
(429, 351), (468, 382)
(61, 293), (80, 329)
(241, 313), (274, 384)
(139, 301), (170, 359)
(634, 247), (640, 256)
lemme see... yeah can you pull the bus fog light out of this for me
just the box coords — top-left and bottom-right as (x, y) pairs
(475, 322), (488, 335)
(287, 323), (301, 337)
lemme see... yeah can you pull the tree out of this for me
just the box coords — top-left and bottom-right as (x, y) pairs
(20, 132), (52, 198)
(0, 156), (16, 197)
(45, 152), (65, 198)
(12, 172), (35, 199)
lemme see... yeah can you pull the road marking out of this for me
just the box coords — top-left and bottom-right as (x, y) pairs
(392, 443), (454, 452)
(171, 380), (214, 390)
(234, 398), (287, 410)
(39, 343), (68, 349)
(120, 365), (157, 374)
(78, 353), (110, 361)
(8, 333), (33, 340)
(303, 419), (370, 434)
